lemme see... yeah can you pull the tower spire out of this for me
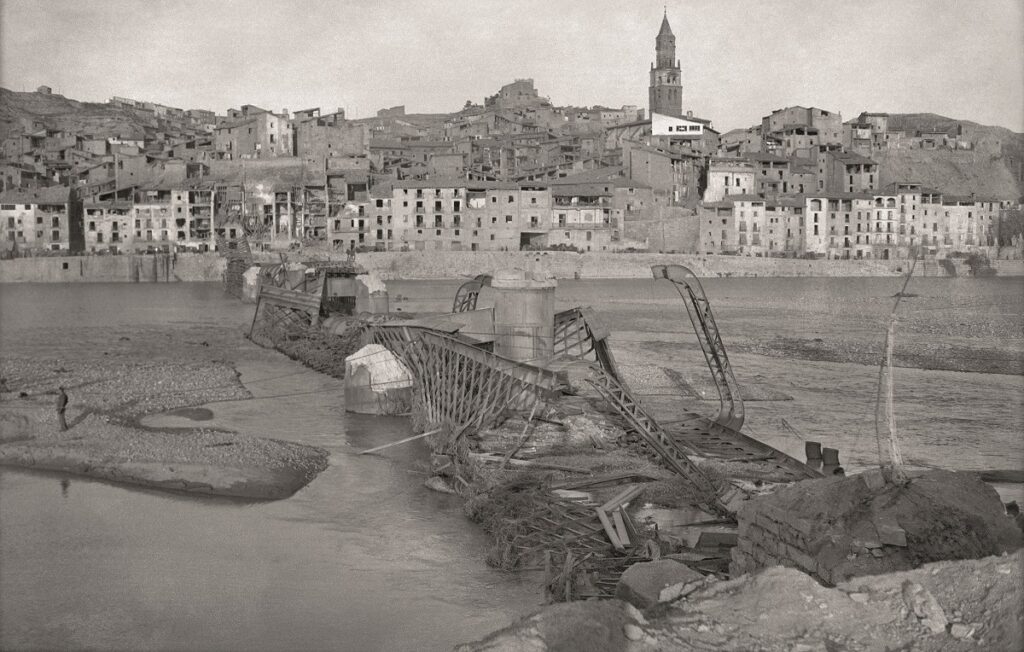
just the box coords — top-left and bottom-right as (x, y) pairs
(650, 9), (682, 118)
(659, 9), (673, 36)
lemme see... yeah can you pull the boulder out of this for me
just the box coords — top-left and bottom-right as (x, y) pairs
(615, 559), (704, 609)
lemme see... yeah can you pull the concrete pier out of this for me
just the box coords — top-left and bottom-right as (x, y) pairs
(489, 269), (556, 363)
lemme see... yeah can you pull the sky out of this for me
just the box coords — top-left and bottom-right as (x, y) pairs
(1, 0), (1022, 132)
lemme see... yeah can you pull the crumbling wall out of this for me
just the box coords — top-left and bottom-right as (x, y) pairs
(730, 469), (1022, 586)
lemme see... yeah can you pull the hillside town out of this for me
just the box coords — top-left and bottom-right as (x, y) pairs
(1, 13), (1021, 261)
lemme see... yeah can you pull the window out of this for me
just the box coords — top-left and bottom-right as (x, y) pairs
(505, 215), (512, 223)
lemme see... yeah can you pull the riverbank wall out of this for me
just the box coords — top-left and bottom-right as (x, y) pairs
(2, 251), (1022, 283)
(0, 253), (226, 283)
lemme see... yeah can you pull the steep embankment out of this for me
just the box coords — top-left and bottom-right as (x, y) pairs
(877, 148), (1020, 199)
(879, 113), (1024, 199)
(0, 88), (147, 141)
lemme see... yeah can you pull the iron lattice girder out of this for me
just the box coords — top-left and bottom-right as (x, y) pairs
(652, 264), (745, 432)
(365, 323), (559, 435)
(585, 367), (731, 517)
(552, 306), (623, 382)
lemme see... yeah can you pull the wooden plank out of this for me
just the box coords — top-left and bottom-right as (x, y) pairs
(611, 509), (631, 546)
(596, 507), (624, 552)
(358, 428), (441, 455)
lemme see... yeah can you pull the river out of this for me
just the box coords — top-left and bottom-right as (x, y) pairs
(1, 276), (1022, 651)
(0, 283), (542, 652)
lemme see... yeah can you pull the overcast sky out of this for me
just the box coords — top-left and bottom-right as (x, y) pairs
(2, 0), (1022, 132)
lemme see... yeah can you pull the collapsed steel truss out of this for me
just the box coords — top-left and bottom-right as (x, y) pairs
(364, 322), (560, 435)
(585, 367), (732, 516)
(248, 281), (325, 343)
(652, 264), (745, 432)
(552, 306), (622, 382)
(452, 274), (493, 313)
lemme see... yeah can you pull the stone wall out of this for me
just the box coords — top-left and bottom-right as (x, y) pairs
(354, 251), (905, 279)
(3, 250), (1021, 283)
(0, 253), (225, 283)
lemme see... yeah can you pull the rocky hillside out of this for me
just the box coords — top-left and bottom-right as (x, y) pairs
(0, 88), (148, 142)
(879, 113), (1024, 199)
(876, 148), (1021, 199)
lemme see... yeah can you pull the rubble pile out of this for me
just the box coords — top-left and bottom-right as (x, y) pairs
(457, 549), (1024, 651)
(730, 468), (1023, 585)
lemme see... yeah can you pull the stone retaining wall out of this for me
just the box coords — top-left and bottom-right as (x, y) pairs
(0, 253), (226, 283)
(730, 499), (834, 583)
(3, 251), (1022, 283)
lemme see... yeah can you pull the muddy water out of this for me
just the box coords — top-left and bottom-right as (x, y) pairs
(0, 283), (541, 652)
(1, 276), (1021, 650)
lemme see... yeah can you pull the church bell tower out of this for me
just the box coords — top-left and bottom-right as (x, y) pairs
(649, 11), (682, 118)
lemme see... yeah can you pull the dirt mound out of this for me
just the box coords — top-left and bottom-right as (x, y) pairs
(731, 469), (1022, 585)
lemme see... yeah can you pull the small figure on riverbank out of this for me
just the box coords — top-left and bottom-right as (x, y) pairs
(1007, 501), (1024, 533)
(56, 386), (68, 431)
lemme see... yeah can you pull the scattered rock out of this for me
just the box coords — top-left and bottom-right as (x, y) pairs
(848, 592), (870, 603)
(424, 475), (458, 495)
(623, 623), (644, 641)
(902, 580), (948, 634)
(624, 603), (646, 625)
(950, 623), (974, 639)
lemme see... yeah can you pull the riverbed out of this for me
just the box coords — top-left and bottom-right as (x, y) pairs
(1, 276), (1022, 651)
(0, 283), (542, 652)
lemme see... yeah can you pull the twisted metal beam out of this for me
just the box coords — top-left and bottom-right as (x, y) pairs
(652, 264), (744, 432)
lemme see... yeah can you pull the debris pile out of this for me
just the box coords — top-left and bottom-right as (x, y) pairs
(730, 468), (1023, 585)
